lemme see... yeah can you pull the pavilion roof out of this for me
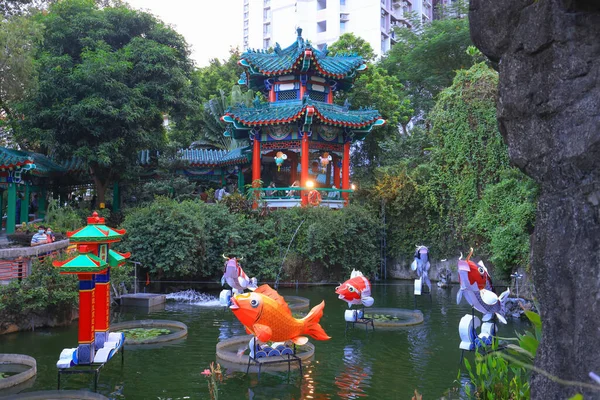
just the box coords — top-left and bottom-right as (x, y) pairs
(67, 212), (126, 242)
(108, 249), (130, 267)
(223, 99), (383, 130)
(139, 147), (251, 167)
(239, 28), (366, 91)
(53, 253), (108, 274)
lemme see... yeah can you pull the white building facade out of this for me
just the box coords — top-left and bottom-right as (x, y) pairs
(243, 0), (452, 57)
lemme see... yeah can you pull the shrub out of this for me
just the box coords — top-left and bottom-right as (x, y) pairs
(44, 200), (84, 233)
(0, 256), (78, 330)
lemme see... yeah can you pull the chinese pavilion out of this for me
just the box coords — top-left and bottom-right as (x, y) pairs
(222, 28), (385, 208)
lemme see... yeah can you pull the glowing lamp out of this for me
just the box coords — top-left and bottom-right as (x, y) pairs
(351, 184), (356, 190)
(320, 152), (332, 173)
(306, 180), (315, 188)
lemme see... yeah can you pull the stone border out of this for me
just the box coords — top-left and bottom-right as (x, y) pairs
(110, 320), (188, 345)
(0, 239), (69, 259)
(364, 308), (424, 328)
(285, 296), (310, 311)
(0, 354), (36, 390)
(0, 390), (109, 399)
(216, 335), (315, 365)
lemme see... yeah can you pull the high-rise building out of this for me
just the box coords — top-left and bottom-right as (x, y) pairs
(243, 0), (451, 56)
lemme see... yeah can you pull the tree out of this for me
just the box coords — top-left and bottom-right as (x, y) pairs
(0, 15), (43, 141)
(17, 0), (194, 204)
(382, 0), (476, 121)
(0, 0), (53, 16)
(328, 32), (376, 63)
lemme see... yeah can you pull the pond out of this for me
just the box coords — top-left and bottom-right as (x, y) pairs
(0, 283), (529, 399)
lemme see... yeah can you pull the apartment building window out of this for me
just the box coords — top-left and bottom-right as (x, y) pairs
(263, 38), (271, 48)
(264, 0), (270, 6)
(244, 28), (249, 36)
(340, 0), (346, 5)
(340, 21), (347, 32)
(244, 4), (249, 12)
(244, 20), (249, 28)
(244, 11), (249, 19)
(317, 0), (326, 10)
(317, 20), (327, 33)
(263, 23), (271, 36)
(263, 7), (271, 20)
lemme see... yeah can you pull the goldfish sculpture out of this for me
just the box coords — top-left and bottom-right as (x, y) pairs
(411, 245), (431, 294)
(230, 284), (331, 344)
(221, 255), (257, 293)
(335, 269), (374, 307)
(456, 248), (510, 350)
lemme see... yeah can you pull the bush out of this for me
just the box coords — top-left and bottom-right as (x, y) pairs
(118, 197), (206, 279)
(0, 256), (78, 330)
(44, 200), (83, 233)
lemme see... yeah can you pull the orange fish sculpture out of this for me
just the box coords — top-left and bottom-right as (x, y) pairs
(335, 269), (374, 307)
(230, 284), (331, 344)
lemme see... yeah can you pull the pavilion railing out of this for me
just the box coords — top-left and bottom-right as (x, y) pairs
(246, 187), (353, 200)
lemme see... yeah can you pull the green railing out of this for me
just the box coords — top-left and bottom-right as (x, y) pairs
(247, 187), (353, 200)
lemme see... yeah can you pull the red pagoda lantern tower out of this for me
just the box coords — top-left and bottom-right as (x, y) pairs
(53, 212), (130, 365)
(222, 28), (385, 208)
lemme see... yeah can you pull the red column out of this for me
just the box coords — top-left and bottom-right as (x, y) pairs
(333, 154), (340, 189)
(342, 141), (350, 205)
(290, 153), (298, 184)
(77, 274), (96, 364)
(327, 89), (333, 104)
(300, 83), (306, 99)
(269, 87), (276, 102)
(301, 133), (309, 206)
(94, 269), (110, 348)
(252, 139), (261, 209)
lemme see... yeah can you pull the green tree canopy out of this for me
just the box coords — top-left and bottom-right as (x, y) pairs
(328, 32), (376, 63)
(16, 0), (194, 204)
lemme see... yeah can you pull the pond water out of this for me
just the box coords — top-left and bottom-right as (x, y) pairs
(0, 283), (529, 399)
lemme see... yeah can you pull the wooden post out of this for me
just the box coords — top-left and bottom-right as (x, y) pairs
(252, 139), (261, 209)
(7, 183), (16, 233)
(301, 132), (309, 206)
(342, 141), (350, 205)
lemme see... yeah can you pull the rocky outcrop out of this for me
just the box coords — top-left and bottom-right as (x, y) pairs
(469, 1), (600, 398)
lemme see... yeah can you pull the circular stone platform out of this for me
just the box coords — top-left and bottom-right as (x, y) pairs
(111, 320), (188, 345)
(285, 296), (310, 311)
(364, 308), (424, 328)
(0, 354), (36, 390)
(216, 335), (315, 369)
(0, 390), (108, 399)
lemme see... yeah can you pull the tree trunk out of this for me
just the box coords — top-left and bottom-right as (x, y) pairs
(92, 175), (107, 208)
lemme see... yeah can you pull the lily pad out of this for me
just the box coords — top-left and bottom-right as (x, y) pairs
(117, 328), (171, 341)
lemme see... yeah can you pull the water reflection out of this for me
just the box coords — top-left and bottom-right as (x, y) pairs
(217, 318), (246, 341)
(334, 342), (373, 399)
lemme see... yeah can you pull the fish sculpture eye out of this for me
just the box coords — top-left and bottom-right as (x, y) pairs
(250, 299), (259, 308)
(348, 286), (355, 292)
(478, 266), (485, 275)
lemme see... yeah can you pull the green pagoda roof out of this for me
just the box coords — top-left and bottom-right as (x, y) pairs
(67, 212), (126, 242)
(139, 147), (251, 167)
(239, 28), (366, 91)
(53, 253), (108, 274)
(222, 98), (384, 136)
(0, 147), (35, 170)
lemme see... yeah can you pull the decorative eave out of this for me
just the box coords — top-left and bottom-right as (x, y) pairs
(108, 249), (131, 267)
(53, 253), (108, 274)
(67, 212), (126, 243)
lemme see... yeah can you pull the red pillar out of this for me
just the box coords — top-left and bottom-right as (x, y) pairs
(252, 139), (261, 209)
(94, 269), (110, 349)
(301, 133), (309, 206)
(269, 87), (276, 102)
(333, 154), (340, 189)
(290, 153), (298, 184)
(342, 141), (350, 205)
(327, 89), (333, 104)
(77, 274), (96, 364)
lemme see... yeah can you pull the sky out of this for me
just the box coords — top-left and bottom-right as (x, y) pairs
(125, 0), (243, 67)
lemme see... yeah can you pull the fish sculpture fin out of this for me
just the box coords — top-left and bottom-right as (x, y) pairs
(245, 326), (253, 335)
(255, 284), (292, 315)
(495, 313), (507, 325)
(302, 301), (331, 340)
(238, 276), (248, 288)
(220, 275), (226, 286)
(247, 277), (258, 291)
(252, 323), (273, 342)
(361, 296), (374, 307)
(350, 269), (363, 279)
(291, 336), (309, 345)
(456, 290), (463, 305)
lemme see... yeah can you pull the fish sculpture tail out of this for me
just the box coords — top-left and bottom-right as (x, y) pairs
(302, 301), (331, 340)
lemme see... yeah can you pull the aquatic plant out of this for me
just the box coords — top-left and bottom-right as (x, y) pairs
(202, 362), (223, 400)
(117, 328), (170, 341)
